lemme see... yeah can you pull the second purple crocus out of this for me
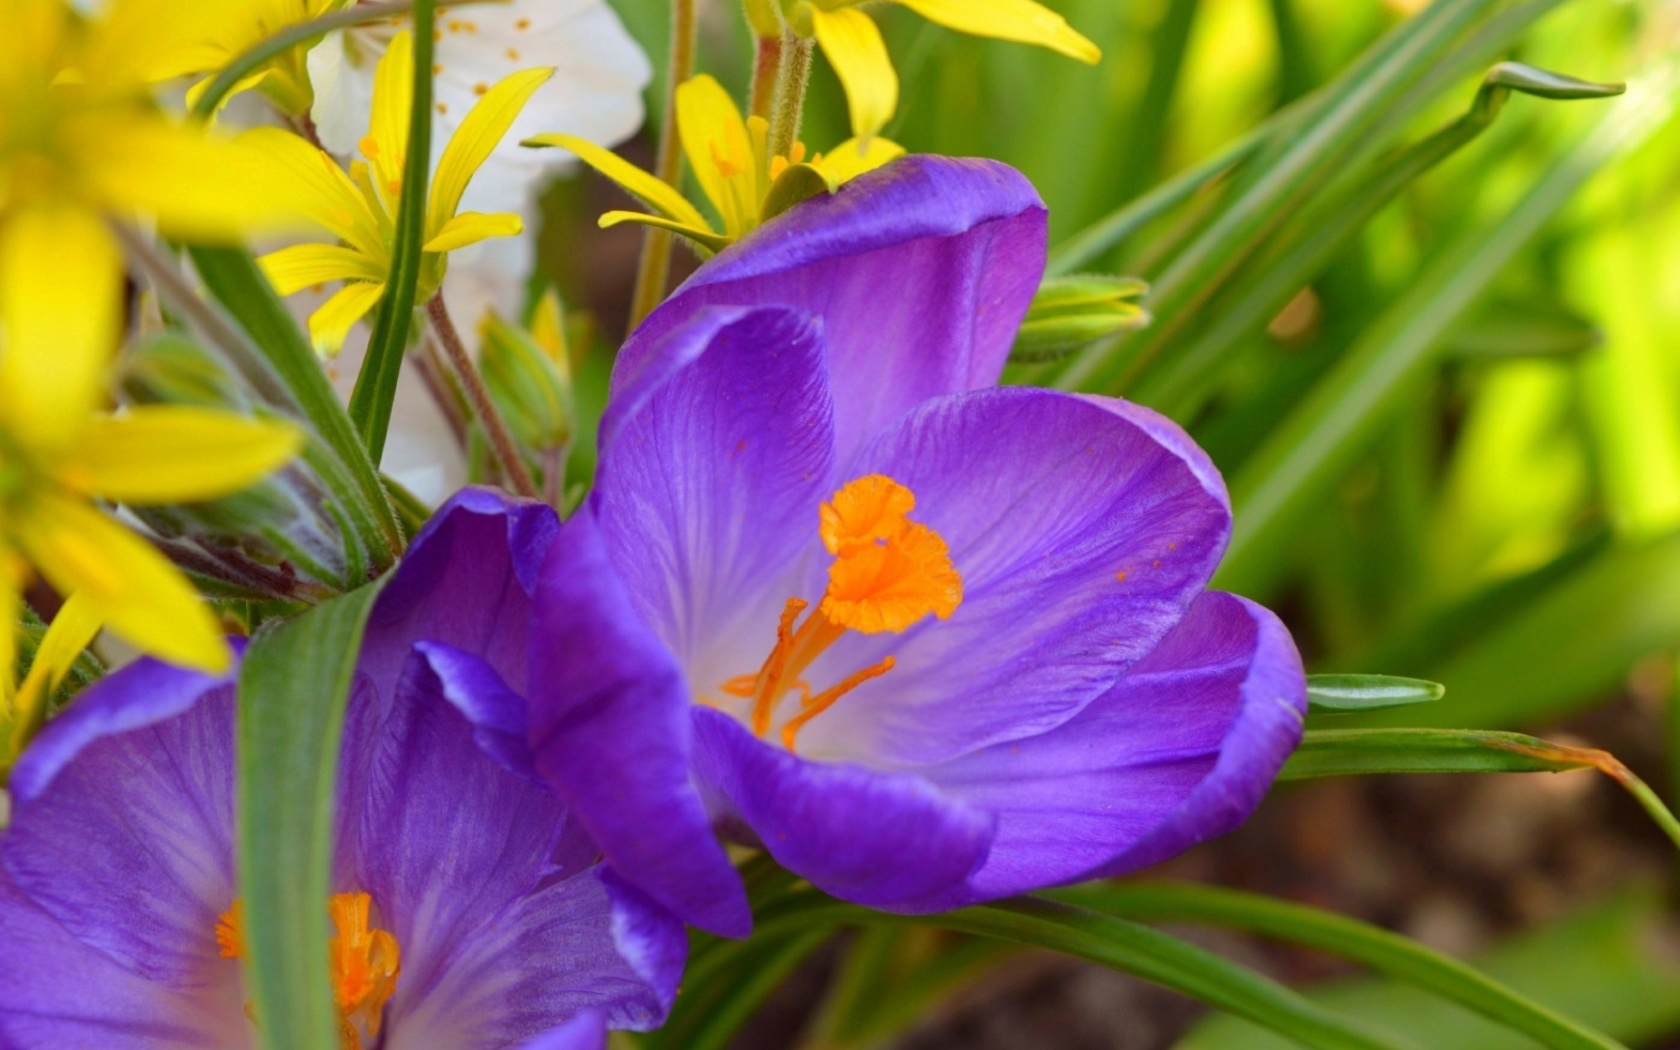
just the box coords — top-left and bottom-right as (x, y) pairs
(0, 491), (683, 1050)
(530, 156), (1309, 937)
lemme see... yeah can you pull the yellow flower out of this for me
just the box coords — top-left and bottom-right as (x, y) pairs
(171, 0), (351, 114)
(789, 0), (1101, 142)
(0, 216), (303, 674)
(0, 0), (314, 488)
(2, 592), (100, 770)
(255, 30), (553, 355)
(526, 74), (904, 254)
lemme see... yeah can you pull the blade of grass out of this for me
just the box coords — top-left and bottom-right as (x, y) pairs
(745, 892), (1420, 1050)
(1216, 65), (1679, 597)
(1054, 882), (1626, 1050)
(347, 0), (436, 460)
(1281, 728), (1680, 853)
(236, 579), (387, 1050)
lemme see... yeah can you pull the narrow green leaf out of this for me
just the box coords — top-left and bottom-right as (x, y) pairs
(1053, 882), (1627, 1050)
(236, 581), (386, 1050)
(191, 245), (404, 577)
(1307, 674), (1445, 713)
(1176, 889), (1680, 1050)
(348, 0), (436, 460)
(745, 892), (1416, 1050)
(1057, 0), (1508, 390)
(649, 930), (831, 1050)
(1216, 68), (1678, 597)
(1281, 728), (1599, 778)
(1133, 60), (1622, 416)
(1281, 728), (1680, 853)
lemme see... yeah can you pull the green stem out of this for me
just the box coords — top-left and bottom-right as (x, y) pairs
(425, 296), (539, 499)
(627, 0), (699, 330)
(348, 0), (436, 461)
(769, 32), (814, 162)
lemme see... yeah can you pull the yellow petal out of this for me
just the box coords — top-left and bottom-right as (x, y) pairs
(530, 289), (567, 366)
(66, 407), (302, 504)
(809, 6), (899, 142)
(239, 127), (388, 260)
(260, 243), (387, 296)
(675, 75), (759, 236)
(813, 136), (907, 185)
(0, 203), (120, 451)
(525, 134), (713, 233)
(365, 30), (415, 207)
(10, 592), (102, 751)
(423, 211), (525, 253)
(598, 212), (731, 256)
(308, 282), (387, 356)
(76, 115), (315, 241)
(14, 494), (230, 674)
(887, 0), (1100, 63)
(428, 67), (554, 236)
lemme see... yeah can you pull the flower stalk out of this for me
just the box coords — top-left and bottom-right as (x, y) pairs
(769, 32), (815, 164)
(424, 296), (540, 500)
(629, 0), (701, 328)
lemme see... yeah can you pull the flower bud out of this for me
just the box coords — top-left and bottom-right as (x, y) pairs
(479, 291), (578, 456)
(1011, 274), (1150, 363)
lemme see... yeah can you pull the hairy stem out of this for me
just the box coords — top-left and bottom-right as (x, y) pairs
(749, 32), (784, 119)
(769, 32), (814, 161)
(628, 0), (699, 329)
(424, 296), (539, 499)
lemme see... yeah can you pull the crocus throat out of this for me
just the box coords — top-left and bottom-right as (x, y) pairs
(217, 892), (402, 1050)
(720, 475), (963, 751)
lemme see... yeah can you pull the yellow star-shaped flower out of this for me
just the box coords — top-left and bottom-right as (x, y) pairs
(254, 30), (552, 354)
(526, 74), (904, 254)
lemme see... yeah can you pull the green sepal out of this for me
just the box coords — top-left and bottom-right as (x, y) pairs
(760, 163), (834, 225)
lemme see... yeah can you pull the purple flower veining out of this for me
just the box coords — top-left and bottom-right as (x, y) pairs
(529, 155), (1309, 937)
(0, 491), (684, 1050)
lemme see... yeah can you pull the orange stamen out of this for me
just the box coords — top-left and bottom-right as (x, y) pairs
(717, 475), (963, 747)
(781, 656), (895, 751)
(217, 893), (400, 1050)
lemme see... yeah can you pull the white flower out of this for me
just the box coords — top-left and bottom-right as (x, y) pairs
(307, 0), (652, 218)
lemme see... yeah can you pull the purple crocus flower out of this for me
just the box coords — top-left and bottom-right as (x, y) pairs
(529, 156), (1309, 937)
(0, 490), (683, 1050)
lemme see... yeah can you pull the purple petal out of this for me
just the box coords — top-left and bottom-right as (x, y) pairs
(692, 708), (994, 909)
(363, 486), (559, 694)
(529, 509), (751, 937)
(3, 662), (237, 984)
(510, 1011), (607, 1050)
(916, 591), (1306, 907)
(384, 869), (682, 1050)
(0, 873), (247, 1048)
(619, 156), (1047, 465)
(338, 650), (574, 1021)
(794, 388), (1232, 767)
(593, 304), (835, 680)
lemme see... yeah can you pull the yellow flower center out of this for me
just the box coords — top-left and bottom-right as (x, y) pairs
(718, 475), (963, 751)
(217, 892), (402, 1050)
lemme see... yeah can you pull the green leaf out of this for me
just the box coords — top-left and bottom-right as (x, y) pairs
(1280, 728), (1680, 853)
(1307, 674), (1445, 714)
(1215, 69), (1678, 598)
(235, 580), (386, 1050)
(744, 892), (1415, 1050)
(190, 246), (405, 579)
(348, 0), (436, 461)
(646, 930), (832, 1050)
(1053, 882), (1627, 1050)
(1175, 889), (1680, 1050)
